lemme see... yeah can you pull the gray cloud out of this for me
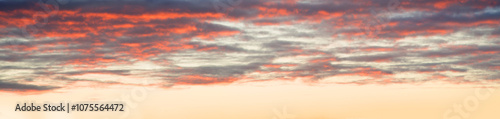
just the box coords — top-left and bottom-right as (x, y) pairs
(0, 81), (60, 91)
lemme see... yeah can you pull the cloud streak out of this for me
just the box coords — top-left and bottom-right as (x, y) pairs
(0, 0), (499, 94)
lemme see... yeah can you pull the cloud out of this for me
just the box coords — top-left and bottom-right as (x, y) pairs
(0, 80), (60, 91)
(0, 0), (499, 94)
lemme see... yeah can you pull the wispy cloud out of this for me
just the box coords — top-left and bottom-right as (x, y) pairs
(0, 0), (499, 94)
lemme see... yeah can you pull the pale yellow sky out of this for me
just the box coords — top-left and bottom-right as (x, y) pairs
(1, 80), (499, 119)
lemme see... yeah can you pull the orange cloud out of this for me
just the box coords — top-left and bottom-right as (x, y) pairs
(176, 75), (238, 85)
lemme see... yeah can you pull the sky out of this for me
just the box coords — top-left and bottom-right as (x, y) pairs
(0, 0), (499, 119)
